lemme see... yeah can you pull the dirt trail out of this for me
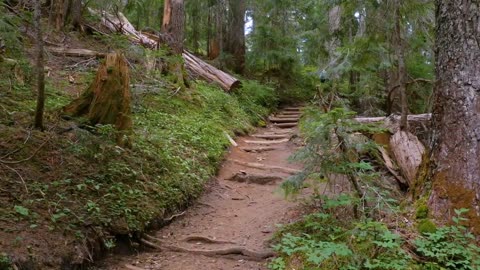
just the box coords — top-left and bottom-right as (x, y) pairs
(100, 107), (305, 270)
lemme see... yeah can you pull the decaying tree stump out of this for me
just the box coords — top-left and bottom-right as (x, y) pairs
(63, 52), (133, 147)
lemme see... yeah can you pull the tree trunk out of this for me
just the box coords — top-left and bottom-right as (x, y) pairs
(34, 0), (45, 130)
(225, 0), (245, 74)
(429, 1), (480, 232)
(63, 53), (133, 148)
(162, 0), (189, 88)
(50, 0), (65, 30)
(394, 0), (408, 131)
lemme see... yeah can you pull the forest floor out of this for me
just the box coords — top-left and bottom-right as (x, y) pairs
(96, 107), (310, 270)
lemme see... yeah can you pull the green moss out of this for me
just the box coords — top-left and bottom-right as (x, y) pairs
(416, 203), (429, 219)
(417, 219), (437, 234)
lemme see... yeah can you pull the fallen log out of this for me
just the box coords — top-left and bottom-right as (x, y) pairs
(183, 51), (241, 91)
(227, 172), (283, 185)
(46, 47), (106, 58)
(89, 9), (241, 91)
(228, 159), (301, 175)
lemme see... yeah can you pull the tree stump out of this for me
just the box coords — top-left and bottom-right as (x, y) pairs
(63, 52), (133, 147)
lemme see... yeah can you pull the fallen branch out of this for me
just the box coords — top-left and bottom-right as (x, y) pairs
(224, 131), (238, 147)
(46, 47), (106, 58)
(0, 139), (49, 165)
(354, 114), (431, 133)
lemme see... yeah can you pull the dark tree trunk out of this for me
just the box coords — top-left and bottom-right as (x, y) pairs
(225, 0), (245, 74)
(162, 0), (189, 88)
(162, 0), (185, 54)
(34, 0), (45, 130)
(429, 1), (480, 232)
(394, 0), (408, 131)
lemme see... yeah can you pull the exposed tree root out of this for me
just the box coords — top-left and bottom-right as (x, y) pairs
(182, 235), (237, 245)
(227, 172), (283, 185)
(164, 211), (186, 221)
(240, 146), (279, 153)
(228, 159), (301, 174)
(140, 238), (274, 261)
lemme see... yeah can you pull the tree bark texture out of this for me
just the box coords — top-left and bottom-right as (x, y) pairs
(34, 0), (45, 130)
(429, 1), (480, 231)
(63, 53), (133, 147)
(225, 0), (246, 74)
(162, 0), (185, 54)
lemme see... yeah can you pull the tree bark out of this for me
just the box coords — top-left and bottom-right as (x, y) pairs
(225, 0), (245, 74)
(63, 53), (133, 147)
(162, 0), (189, 88)
(34, 0), (45, 130)
(429, 1), (480, 231)
(394, 0), (408, 131)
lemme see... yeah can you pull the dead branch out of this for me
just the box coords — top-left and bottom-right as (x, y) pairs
(0, 139), (49, 165)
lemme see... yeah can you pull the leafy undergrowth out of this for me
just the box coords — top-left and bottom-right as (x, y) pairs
(270, 107), (480, 270)
(0, 54), (277, 268)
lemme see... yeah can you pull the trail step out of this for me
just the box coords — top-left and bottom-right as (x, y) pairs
(274, 123), (298, 128)
(269, 117), (299, 123)
(244, 138), (289, 145)
(228, 159), (301, 174)
(283, 107), (303, 112)
(275, 114), (301, 119)
(252, 134), (291, 140)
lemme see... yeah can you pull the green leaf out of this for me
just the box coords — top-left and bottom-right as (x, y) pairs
(14, 205), (29, 217)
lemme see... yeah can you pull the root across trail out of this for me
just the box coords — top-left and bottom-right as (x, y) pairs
(100, 107), (305, 270)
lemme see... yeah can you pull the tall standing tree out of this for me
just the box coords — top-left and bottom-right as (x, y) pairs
(34, 0), (45, 130)
(429, 1), (480, 230)
(162, 0), (189, 88)
(225, 0), (246, 74)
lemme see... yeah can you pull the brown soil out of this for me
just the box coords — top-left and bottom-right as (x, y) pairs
(97, 108), (306, 270)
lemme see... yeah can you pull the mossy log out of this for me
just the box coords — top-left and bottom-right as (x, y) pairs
(63, 52), (133, 147)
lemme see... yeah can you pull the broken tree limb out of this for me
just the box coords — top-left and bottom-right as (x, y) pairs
(389, 131), (425, 186)
(224, 131), (238, 147)
(89, 9), (241, 91)
(378, 146), (408, 186)
(228, 159), (301, 175)
(46, 47), (106, 58)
